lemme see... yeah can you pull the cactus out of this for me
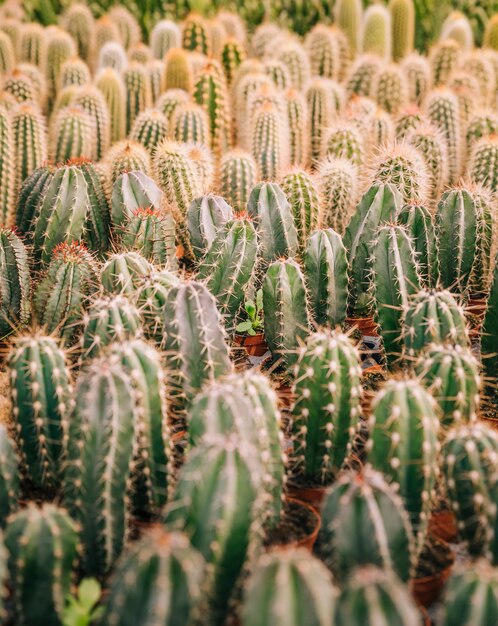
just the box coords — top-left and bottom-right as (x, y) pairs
(172, 103), (209, 146)
(129, 44), (153, 65)
(416, 344), (480, 427)
(280, 169), (320, 249)
(5, 504), (78, 626)
(275, 39), (310, 91)
(0, 424), (17, 529)
(320, 468), (415, 582)
(2, 70), (37, 104)
(15, 164), (53, 235)
(335, 566), (422, 626)
(106, 140), (151, 185)
(9, 333), (72, 489)
(234, 72), (273, 149)
(101, 251), (153, 298)
(371, 224), (423, 363)
(466, 110), (498, 154)
(150, 19), (181, 59)
(335, 0), (362, 53)
(32, 159), (110, 264)
(72, 85), (111, 161)
(0, 228), (30, 338)
(102, 529), (203, 626)
(485, 15), (498, 50)
(368, 379), (439, 542)
(306, 25), (341, 80)
(430, 40), (460, 86)
(164, 435), (264, 625)
(402, 53), (431, 105)
(219, 150), (257, 212)
(397, 202), (438, 286)
(197, 217), (258, 331)
(130, 108), (169, 151)
(59, 57), (90, 91)
(461, 53), (495, 106)
(306, 79), (336, 165)
(263, 259), (309, 368)
(344, 182), (401, 317)
(147, 58), (165, 104)
(221, 37), (246, 85)
(123, 63), (152, 136)
(290, 330), (361, 484)
(251, 101), (288, 181)
(374, 65), (408, 115)
(45, 27), (76, 107)
(469, 136), (498, 194)
(34, 241), (98, 342)
(390, 0), (415, 61)
(0, 108), (15, 225)
(81, 295), (142, 361)
(242, 549), (336, 626)
(440, 12), (474, 50)
(182, 14), (210, 55)
(120, 207), (177, 270)
(406, 123), (449, 201)
(345, 54), (381, 98)
(395, 106), (425, 139)
(160, 280), (232, 412)
(156, 88), (190, 123)
(317, 157), (358, 235)
(108, 6), (140, 50)
(164, 48), (193, 93)
(97, 41), (127, 72)
(64, 359), (136, 578)
(0, 30), (15, 74)
(94, 17), (121, 61)
(370, 109), (395, 145)
(442, 423), (498, 556)
(50, 105), (96, 163)
(111, 169), (162, 227)
(61, 3), (94, 62)
(12, 102), (47, 194)
(403, 289), (469, 357)
(247, 182), (299, 264)
(362, 5), (392, 61)
(186, 143), (214, 194)
(135, 269), (180, 343)
(285, 88), (308, 167)
(324, 121), (364, 167)
(20, 24), (46, 69)
(425, 89), (462, 184)
(186, 193), (234, 259)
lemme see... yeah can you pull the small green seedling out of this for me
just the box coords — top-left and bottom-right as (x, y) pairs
(63, 578), (104, 626)
(236, 289), (264, 336)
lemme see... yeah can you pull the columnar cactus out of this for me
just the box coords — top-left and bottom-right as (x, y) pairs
(73, 85), (111, 161)
(95, 68), (126, 143)
(362, 5), (392, 61)
(0, 30), (15, 73)
(12, 102), (47, 193)
(0, 108), (15, 225)
(344, 182), (401, 317)
(5, 505), (78, 626)
(317, 157), (358, 235)
(345, 54), (381, 97)
(370, 109), (395, 145)
(306, 78), (336, 165)
(164, 47), (193, 92)
(374, 65), (408, 114)
(320, 468), (415, 582)
(442, 562), (498, 626)
(172, 103), (209, 145)
(275, 39), (310, 91)
(367, 379), (439, 542)
(242, 549), (337, 626)
(20, 24), (46, 68)
(97, 41), (127, 72)
(285, 88), (308, 167)
(395, 106), (425, 139)
(280, 169), (320, 249)
(397, 203), (438, 287)
(187, 193), (234, 259)
(371, 224), (423, 363)
(123, 63), (152, 135)
(0, 425), (18, 528)
(442, 423), (498, 556)
(469, 136), (498, 194)
(103, 529), (204, 626)
(135, 269), (179, 343)
(304, 228), (348, 328)
(0, 228), (30, 339)
(291, 330), (361, 484)
(263, 259), (309, 367)
(251, 101), (288, 181)
(221, 37), (246, 85)
(306, 25), (341, 80)
(415, 344), (480, 427)
(101, 251), (153, 298)
(109, 6), (140, 50)
(406, 123), (449, 201)
(130, 108), (169, 151)
(50, 105), (95, 163)
(403, 289), (469, 356)
(34, 241), (98, 341)
(120, 207), (176, 269)
(335, 567), (422, 626)
(335, 0), (362, 53)
(81, 295), (142, 361)
(45, 27), (76, 106)
(164, 435), (264, 626)
(64, 359), (136, 577)
(150, 19), (181, 59)
(9, 334), (72, 489)
(466, 111), (498, 155)
(402, 53), (431, 104)
(426, 89), (461, 184)
(111, 169), (163, 228)
(106, 140), (151, 185)
(61, 3), (94, 61)
(390, 0), (414, 61)
(324, 121), (364, 167)
(430, 40), (460, 85)
(59, 57), (91, 91)
(2, 70), (37, 104)
(219, 150), (257, 211)
(182, 14), (210, 54)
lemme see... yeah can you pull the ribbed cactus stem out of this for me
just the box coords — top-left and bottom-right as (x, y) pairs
(219, 150), (258, 212)
(362, 5), (392, 61)
(280, 169), (320, 249)
(390, 0), (414, 61)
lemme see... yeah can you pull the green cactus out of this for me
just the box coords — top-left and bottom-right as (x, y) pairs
(442, 423), (498, 556)
(0, 108), (15, 226)
(430, 40), (460, 86)
(335, 0), (362, 53)
(397, 202), (438, 287)
(0, 425), (18, 528)
(440, 11), (474, 50)
(2, 70), (37, 104)
(345, 54), (381, 98)
(102, 529), (204, 626)
(32, 159), (110, 264)
(135, 269), (180, 343)
(101, 251), (153, 298)
(81, 295), (142, 361)
(15, 165), (53, 235)
(128, 44), (153, 65)
(106, 140), (151, 185)
(147, 58), (165, 104)
(390, 0), (415, 61)
(306, 78), (338, 166)
(187, 193), (234, 259)
(466, 110), (498, 154)
(324, 122), (364, 167)
(275, 39), (310, 91)
(0, 30), (15, 74)
(374, 65), (408, 114)
(72, 85), (111, 161)
(371, 224), (423, 364)
(344, 182), (401, 317)
(12, 102), (47, 194)
(304, 228), (348, 329)
(156, 88), (190, 123)
(370, 109), (395, 146)
(130, 108), (169, 151)
(234, 72), (273, 149)
(164, 435), (264, 625)
(150, 19), (181, 59)
(306, 25), (341, 80)
(59, 57), (91, 91)
(123, 63), (152, 136)
(242, 549), (337, 626)
(182, 14), (210, 55)
(290, 330), (361, 484)
(109, 6), (140, 50)
(285, 88), (307, 167)
(485, 14), (498, 50)
(34, 241), (98, 342)
(0, 228), (30, 339)
(416, 344), (480, 427)
(20, 24), (46, 69)
(395, 106), (425, 139)
(219, 150), (257, 212)
(61, 3), (94, 62)
(111, 169), (163, 229)
(251, 101), (287, 181)
(406, 123), (449, 201)
(262, 259), (309, 368)
(317, 157), (358, 235)
(425, 89), (462, 184)
(368, 379), (439, 543)
(121, 207), (177, 270)
(185, 143), (214, 194)
(335, 566), (422, 626)
(9, 333), (72, 489)
(362, 5), (392, 61)
(97, 41), (127, 72)
(221, 37), (246, 85)
(164, 48), (193, 93)
(320, 468), (415, 582)
(280, 169), (320, 250)
(172, 103), (209, 146)
(50, 105), (96, 163)
(470, 136), (498, 193)
(64, 358), (136, 578)
(5, 504), (78, 626)
(247, 182), (299, 264)
(402, 53), (431, 104)
(403, 289), (469, 356)
(46, 27), (76, 107)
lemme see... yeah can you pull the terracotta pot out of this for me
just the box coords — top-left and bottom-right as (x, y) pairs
(346, 316), (379, 337)
(234, 333), (268, 357)
(287, 483), (327, 511)
(411, 564), (453, 607)
(429, 510), (458, 543)
(362, 364), (384, 377)
(268, 498), (321, 552)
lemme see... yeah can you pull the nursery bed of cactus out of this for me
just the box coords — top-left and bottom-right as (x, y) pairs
(2, 0), (498, 624)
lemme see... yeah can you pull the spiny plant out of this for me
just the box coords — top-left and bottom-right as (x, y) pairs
(187, 193), (234, 259)
(101, 251), (153, 298)
(402, 53), (431, 105)
(280, 169), (320, 250)
(374, 64), (408, 115)
(95, 68), (126, 143)
(290, 330), (361, 485)
(324, 121), (364, 167)
(306, 78), (337, 166)
(469, 135), (498, 194)
(0, 228), (30, 339)
(390, 0), (415, 61)
(130, 108), (169, 152)
(362, 5), (392, 61)
(50, 105), (96, 163)
(135, 269), (180, 344)
(0, 425), (18, 528)
(172, 103), (209, 146)
(396, 202), (438, 287)
(317, 157), (358, 235)
(406, 123), (449, 201)
(285, 88), (308, 167)
(345, 54), (382, 98)
(12, 102), (47, 195)
(425, 89), (462, 185)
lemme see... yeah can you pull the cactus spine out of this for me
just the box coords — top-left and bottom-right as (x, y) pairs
(12, 102), (47, 194)
(426, 89), (461, 184)
(470, 136), (498, 194)
(187, 193), (234, 258)
(101, 251), (153, 298)
(0, 108), (15, 225)
(130, 108), (169, 151)
(95, 68), (126, 144)
(442, 562), (498, 626)
(280, 169), (320, 249)
(0, 228), (30, 338)
(219, 150), (257, 211)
